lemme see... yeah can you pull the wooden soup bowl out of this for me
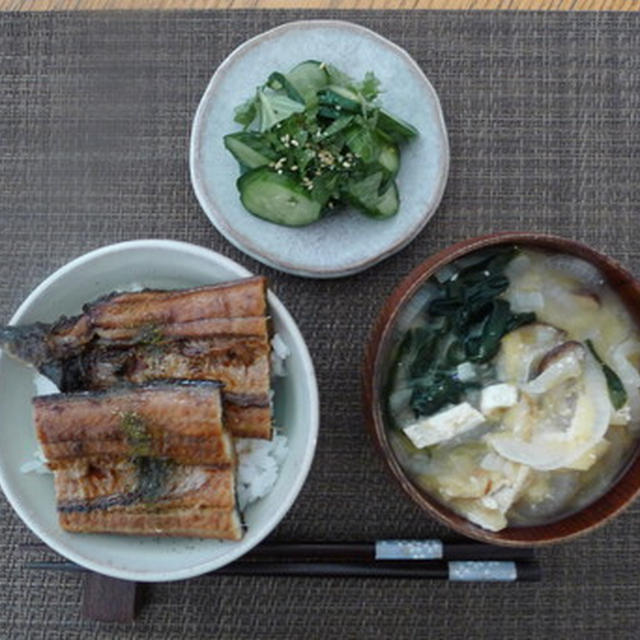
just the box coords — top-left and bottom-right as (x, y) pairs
(363, 232), (640, 545)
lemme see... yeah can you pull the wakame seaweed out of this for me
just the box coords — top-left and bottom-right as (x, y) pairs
(586, 339), (628, 410)
(392, 247), (538, 421)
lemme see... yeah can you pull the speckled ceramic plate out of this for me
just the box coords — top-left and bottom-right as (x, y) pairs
(190, 20), (449, 278)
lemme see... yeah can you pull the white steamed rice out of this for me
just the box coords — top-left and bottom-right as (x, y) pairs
(235, 433), (289, 511)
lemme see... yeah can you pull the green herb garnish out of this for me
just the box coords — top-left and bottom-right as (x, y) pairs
(120, 411), (152, 456)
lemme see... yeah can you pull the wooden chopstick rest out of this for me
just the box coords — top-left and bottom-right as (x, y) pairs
(82, 573), (138, 623)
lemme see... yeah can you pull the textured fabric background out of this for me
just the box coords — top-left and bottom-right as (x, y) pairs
(1, 10), (640, 639)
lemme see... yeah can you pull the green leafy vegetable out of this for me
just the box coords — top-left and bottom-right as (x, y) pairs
(359, 71), (381, 102)
(256, 89), (306, 132)
(411, 372), (467, 416)
(325, 63), (354, 90)
(234, 97), (258, 128)
(390, 247), (537, 422)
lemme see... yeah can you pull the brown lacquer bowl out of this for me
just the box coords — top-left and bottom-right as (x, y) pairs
(363, 232), (640, 545)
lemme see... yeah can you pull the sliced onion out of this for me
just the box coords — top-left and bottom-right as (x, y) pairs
(450, 498), (507, 532)
(393, 283), (439, 335)
(506, 290), (545, 313)
(434, 263), (458, 284)
(545, 254), (605, 289)
(388, 388), (415, 428)
(488, 353), (611, 470)
(504, 253), (532, 282)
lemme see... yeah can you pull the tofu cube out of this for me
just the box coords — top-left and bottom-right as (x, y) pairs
(403, 402), (485, 449)
(480, 383), (518, 415)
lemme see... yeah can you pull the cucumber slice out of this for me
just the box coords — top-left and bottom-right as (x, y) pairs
(318, 85), (361, 113)
(377, 108), (419, 142)
(370, 180), (399, 219)
(317, 106), (342, 120)
(321, 114), (354, 139)
(376, 139), (400, 177)
(285, 61), (330, 106)
(266, 72), (305, 104)
(224, 132), (276, 169)
(347, 171), (383, 210)
(345, 126), (379, 164)
(237, 168), (323, 227)
(347, 171), (399, 219)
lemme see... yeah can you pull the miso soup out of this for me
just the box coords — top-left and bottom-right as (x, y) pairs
(386, 246), (640, 531)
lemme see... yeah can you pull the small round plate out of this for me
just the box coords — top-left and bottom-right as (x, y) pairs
(190, 20), (449, 278)
(0, 240), (319, 582)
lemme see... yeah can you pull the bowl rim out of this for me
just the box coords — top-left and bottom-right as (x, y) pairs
(0, 239), (320, 581)
(362, 231), (640, 546)
(189, 18), (450, 279)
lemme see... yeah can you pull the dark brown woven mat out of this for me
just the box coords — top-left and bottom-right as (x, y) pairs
(1, 9), (640, 639)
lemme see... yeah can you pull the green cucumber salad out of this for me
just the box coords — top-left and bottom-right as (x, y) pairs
(224, 61), (419, 227)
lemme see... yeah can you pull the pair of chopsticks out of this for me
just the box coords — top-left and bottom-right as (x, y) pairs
(23, 539), (540, 582)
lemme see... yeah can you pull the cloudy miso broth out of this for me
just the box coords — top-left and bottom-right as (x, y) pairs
(386, 246), (640, 531)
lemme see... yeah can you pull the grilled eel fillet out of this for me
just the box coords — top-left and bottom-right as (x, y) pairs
(54, 458), (243, 540)
(33, 380), (234, 468)
(0, 276), (273, 439)
(35, 381), (242, 539)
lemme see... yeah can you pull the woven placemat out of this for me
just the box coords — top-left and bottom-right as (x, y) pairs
(1, 10), (640, 639)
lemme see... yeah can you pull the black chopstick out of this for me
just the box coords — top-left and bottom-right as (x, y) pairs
(22, 539), (539, 582)
(220, 559), (540, 581)
(21, 539), (535, 562)
(244, 540), (535, 562)
(25, 558), (540, 582)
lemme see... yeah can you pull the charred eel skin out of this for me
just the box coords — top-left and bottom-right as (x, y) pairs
(33, 380), (235, 468)
(1, 277), (273, 439)
(54, 458), (243, 540)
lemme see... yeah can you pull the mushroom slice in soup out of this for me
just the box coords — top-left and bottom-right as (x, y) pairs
(522, 341), (585, 396)
(495, 323), (567, 384)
